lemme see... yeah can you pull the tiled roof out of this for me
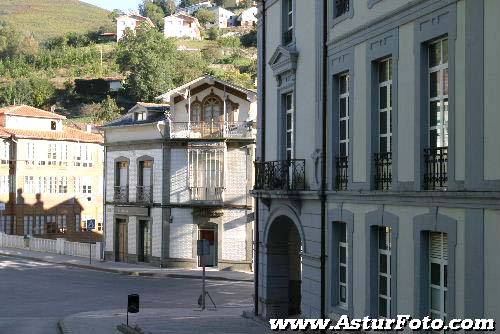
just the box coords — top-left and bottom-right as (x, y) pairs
(0, 105), (66, 120)
(0, 126), (103, 144)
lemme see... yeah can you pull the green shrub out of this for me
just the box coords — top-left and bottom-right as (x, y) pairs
(217, 36), (241, 48)
(206, 27), (221, 41)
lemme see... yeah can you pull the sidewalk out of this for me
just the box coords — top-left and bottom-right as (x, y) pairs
(58, 307), (271, 334)
(0, 247), (253, 282)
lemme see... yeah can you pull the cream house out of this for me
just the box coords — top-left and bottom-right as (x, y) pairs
(104, 77), (257, 271)
(163, 13), (202, 40)
(116, 14), (155, 41)
(253, 0), (500, 324)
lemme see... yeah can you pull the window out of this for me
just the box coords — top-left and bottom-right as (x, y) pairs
(51, 121), (57, 130)
(59, 176), (68, 194)
(284, 93), (294, 160)
(135, 111), (147, 121)
(188, 147), (224, 201)
(378, 58), (392, 153)
(47, 144), (57, 165)
(24, 176), (35, 194)
(334, 0), (350, 18)
(34, 216), (45, 235)
(75, 214), (81, 232)
(190, 101), (202, 123)
(82, 177), (92, 194)
(338, 222), (348, 307)
(0, 175), (11, 194)
(57, 215), (67, 233)
(116, 162), (129, 187)
(0, 215), (13, 234)
(338, 74), (349, 157)
(378, 227), (392, 317)
(0, 141), (10, 163)
(428, 38), (449, 148)
(26, 142), (35, 165)
(23, 216), (34, 235)
(46, 215), (57, 234)
(429, 232), (448, 320)
(283, 0), (293, 44)
(203, 96), (222, 123)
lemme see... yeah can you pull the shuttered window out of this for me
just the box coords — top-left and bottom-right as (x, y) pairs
(429, 232), (448, 320)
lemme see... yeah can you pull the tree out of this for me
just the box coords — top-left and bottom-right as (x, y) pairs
(116, 26), (178, 101)
(94, 96), (123, 123)
(0, 76), (55, 108)
(194, 8), (217, 26)
(206, 27), (221, 41)
(0, 22), (23, 58)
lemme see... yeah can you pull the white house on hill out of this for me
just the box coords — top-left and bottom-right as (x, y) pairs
(116, 14), (155, 41)
(164, 13), (202, 40)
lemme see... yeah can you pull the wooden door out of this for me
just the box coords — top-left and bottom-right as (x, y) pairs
(116, 220), (127, 262)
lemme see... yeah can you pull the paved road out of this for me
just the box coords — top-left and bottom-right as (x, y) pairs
(0, 255), (253, 334)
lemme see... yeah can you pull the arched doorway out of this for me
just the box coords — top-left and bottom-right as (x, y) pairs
(266, 215), (302, 317)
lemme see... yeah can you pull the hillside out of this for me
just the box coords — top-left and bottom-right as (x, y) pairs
(0, 0), (112, 41)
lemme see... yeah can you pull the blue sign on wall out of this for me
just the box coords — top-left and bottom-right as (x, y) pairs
(86, 219), (96, 230)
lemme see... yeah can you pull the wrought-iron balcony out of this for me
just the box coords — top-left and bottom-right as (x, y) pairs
(424, 146), (448, 190)
(189, 186), (224, 203)
(136, 185), (153, 203)
(114, 186), (129, 203)
(254, 159), (305, 191)
(374, 152), (392, 191)
(169, 121), (254, 140)
(335, 156), (348, 191)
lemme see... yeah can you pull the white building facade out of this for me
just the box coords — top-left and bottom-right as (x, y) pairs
(116, 14), (154, 41)
(253, 0), (500, 325)
(164, 13), (202, 40)
(105, 77), (257, 271)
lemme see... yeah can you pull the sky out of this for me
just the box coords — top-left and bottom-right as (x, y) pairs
(81, 0), (144, 12)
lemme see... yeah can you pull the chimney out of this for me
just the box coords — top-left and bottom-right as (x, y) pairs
(86, 124), (92, 133)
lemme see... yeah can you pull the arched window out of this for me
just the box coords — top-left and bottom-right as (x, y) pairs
(190, 101), (202, 123)
(203, 95), (222, 123)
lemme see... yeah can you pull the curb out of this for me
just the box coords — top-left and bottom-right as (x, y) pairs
(0, 251), (254, 283)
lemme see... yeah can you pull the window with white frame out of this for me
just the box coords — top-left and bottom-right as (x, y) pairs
(285, 0), (293, 37)
(378, 59), (392, 153)
(57, 215), (67, 232)
(23, 216), (34, 235)
(58, 176), (68, 194)
(284, 93), (294, 160)
(46, 215), (57, 233)
(378, 226), (392, 317)
(27, 142), (36, 165)
(34, 215), (45, 235)
(428, 38), (449, 148)
(429, 232), (448, 320)
(82, 176), (92, 194)
(47, 143), (57, 165)
(75, 214), (81, 231)
(338, 222), (348, 307)
(188, 147), (224, 201)
(0, 215), (13, 234)
(0, 175), (11, 194)
(339, 74), (349, 157)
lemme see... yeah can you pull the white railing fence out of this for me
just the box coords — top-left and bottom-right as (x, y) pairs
(0, 232), (101, 260)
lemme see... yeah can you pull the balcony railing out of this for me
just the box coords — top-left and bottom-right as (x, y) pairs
(136, 186), (153, 203)
(189, 187), (224, 202)
(374, 152), (392, 191)
(424, 146), (448, 190)
(114, 186), (129, 203)
(254, 159), (305, 191)
(335, 156), (348, 191)
(169, 121), (254, 139)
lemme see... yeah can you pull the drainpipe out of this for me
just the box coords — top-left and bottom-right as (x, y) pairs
(320, 0), (328, 319)
(254, 0), (266, 318)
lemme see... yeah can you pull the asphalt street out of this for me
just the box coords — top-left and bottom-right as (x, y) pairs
(0, 255), (254, 334)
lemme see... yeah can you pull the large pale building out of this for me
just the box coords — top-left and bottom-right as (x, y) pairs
(0, 105), (104, 238)
(104, 77), (256, 270)
(253, 0), (500, 324)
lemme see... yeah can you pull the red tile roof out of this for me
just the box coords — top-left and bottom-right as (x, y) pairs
(0, 105), (66, 120)
(0, 126), (103, 144)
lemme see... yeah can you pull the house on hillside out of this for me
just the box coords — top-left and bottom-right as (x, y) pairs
(74, 76), (124, 96)
(207, 6), (235, 28)
(104, 76), (256, 271)
(236, 6), (257, 28)
(180, 1), (213, 15)
(116, 14), (155, 41)
(0, 105), (104, 240)
(164, 13), (202, 40)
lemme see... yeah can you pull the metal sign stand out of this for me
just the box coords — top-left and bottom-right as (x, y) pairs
(87, 219), (95, 265)
(197, 239), (216, 310)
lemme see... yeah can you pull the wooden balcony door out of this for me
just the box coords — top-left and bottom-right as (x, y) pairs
(116, 219), (127, 262)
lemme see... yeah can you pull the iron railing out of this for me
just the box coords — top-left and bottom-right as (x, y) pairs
(374, 152), (392, 190)
(189, 187), (224, 202)
(114, 186), (129, 203)
(424, 147), (448, 190)
(169, 121), (254, 139)
(254, 159), (305, 191)
(335, 156), (348, 191)
(136, 186), (153, 203)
